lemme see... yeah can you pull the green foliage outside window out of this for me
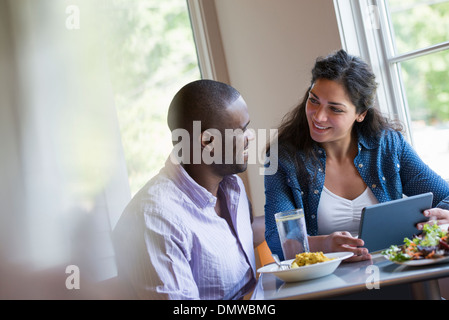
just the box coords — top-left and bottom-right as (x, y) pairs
(104, 0), (201, 195)
(388, 0), (449, 123)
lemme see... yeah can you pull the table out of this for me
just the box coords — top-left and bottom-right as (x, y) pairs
(251, 253), (449, 300)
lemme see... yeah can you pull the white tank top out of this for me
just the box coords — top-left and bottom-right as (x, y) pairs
(317, 186), (378, 237)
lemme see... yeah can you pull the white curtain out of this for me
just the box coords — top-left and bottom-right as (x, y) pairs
(0, 0), (131, 298)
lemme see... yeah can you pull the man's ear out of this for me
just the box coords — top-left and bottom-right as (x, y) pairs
(201, 130), (215, 149)
(200, 129), (223, 164)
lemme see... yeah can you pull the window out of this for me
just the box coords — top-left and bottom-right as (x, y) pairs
(334, 0), (449, 180)
(105, 0), (201, 195)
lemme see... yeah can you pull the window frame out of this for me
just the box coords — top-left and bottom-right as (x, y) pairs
(186, 0), (230, 83)
(334, 0), (449, 146)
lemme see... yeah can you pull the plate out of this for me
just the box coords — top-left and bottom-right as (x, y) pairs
(257, 252), (354, 282)
(387, 255), (449, 267)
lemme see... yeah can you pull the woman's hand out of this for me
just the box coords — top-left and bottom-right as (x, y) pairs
(315, 231), (371, 262)
(417, 208), (449, 230)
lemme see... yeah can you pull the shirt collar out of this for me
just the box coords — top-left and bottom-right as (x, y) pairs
(165, 152), (239, 209)
(356, 127), (379, 150)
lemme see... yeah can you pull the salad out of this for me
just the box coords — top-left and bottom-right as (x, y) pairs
(382, 223), (449, 262)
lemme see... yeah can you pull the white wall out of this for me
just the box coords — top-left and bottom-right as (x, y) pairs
(213, 0), (342, 216)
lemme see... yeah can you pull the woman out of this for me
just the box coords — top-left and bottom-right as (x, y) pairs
(264, 50), (449, 261)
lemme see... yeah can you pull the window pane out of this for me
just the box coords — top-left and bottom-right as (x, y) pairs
(387, 0), (449, 55)
(105, 0), (201, 195)
(400, 50), (449, 178)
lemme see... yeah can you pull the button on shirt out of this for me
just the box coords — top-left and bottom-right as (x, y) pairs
(113, 155), (256, 300)
(264, 129), (449, 260)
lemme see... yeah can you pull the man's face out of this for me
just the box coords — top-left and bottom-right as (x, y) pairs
(206, 95), (254, 176)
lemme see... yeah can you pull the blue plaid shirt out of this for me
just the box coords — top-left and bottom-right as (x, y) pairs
(264, 129), (449, 260)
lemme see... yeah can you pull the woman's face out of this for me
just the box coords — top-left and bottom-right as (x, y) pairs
(305, 79), (366, 147)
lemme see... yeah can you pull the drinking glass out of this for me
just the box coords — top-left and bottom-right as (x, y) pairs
(275, 209), (309, 260)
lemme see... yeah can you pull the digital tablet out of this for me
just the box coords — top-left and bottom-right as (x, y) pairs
(358, 192), (433, 253)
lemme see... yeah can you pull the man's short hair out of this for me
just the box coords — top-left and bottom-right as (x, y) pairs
(167, 79), (241, 133)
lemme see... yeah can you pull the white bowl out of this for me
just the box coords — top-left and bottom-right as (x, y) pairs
(257, 252), (354, 282)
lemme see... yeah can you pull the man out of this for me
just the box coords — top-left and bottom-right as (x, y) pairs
(113, 79), (261, 299)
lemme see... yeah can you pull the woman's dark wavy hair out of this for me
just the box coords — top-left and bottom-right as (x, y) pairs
(268, 49), (403, 182)
(272, 49), (402, 157)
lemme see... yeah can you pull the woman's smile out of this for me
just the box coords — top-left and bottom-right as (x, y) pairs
(312, 119), (331, 132)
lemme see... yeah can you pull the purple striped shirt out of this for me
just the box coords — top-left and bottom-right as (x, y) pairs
(113, 154), (256, 299)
